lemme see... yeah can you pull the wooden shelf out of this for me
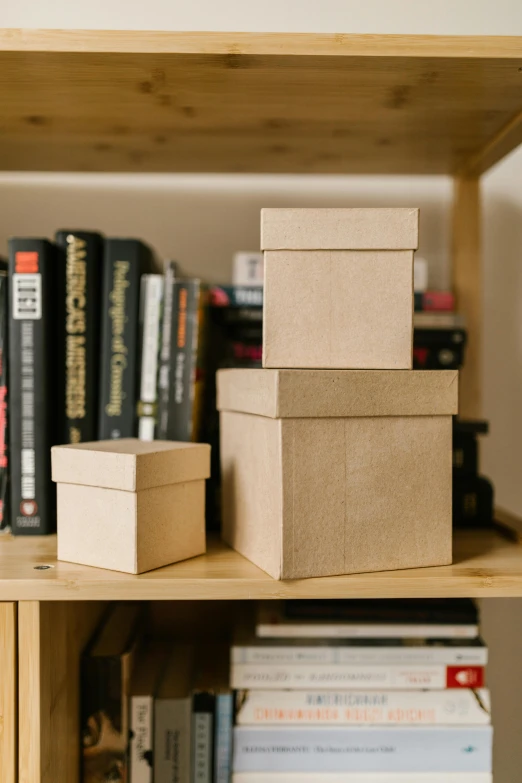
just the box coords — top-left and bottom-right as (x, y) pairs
(0, 528), (521, 601)
(0, 30), (521, 175)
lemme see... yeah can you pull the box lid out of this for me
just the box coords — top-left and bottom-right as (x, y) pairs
(217, 369), (458, 418)
(261, 208), (419, 250)
(51, 438), (210, 491)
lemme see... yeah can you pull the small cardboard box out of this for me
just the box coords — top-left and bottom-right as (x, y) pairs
(51, 439), (210, 574)
(261, 208), (419, 370)
(218, 369), (457, 580)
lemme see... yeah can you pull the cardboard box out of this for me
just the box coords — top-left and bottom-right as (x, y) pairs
(51, 439), (210, 574)
(261, 208), (418, 370)
(218, 369), (457, 580)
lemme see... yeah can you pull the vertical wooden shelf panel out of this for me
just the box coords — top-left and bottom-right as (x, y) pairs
(0, 603), (16, 783)
(18, 602), (106, 783)
(452, 176), (482, 418)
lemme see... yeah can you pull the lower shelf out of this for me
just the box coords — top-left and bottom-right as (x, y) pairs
(1, 527), (522, 599)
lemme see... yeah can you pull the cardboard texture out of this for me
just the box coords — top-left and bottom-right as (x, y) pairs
(52, 439), (210, 574)
(219, 370), (455, 580)
(261, 208), (419, 250)
(263, 250), (414, 369)
(217, 369), (459, 419)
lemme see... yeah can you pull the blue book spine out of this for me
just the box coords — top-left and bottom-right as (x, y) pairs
(215, 693), (233, 783)
(232, 726), (493, 774)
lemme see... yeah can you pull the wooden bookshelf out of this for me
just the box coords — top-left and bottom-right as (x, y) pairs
(0, 29), (522, 783)
(0, 30), (521, 176)
(0, 528), (520, 600)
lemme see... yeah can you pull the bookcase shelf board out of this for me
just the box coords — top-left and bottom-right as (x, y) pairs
(0, 30), (521, 175)
(0, 529), (521, 600)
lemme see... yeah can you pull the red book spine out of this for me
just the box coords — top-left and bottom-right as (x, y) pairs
(422, 291), (455, 311)
(446, 665), (485, 688)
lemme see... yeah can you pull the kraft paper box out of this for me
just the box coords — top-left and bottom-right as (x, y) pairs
(51, 439), (210, 574)
(261, 208), (419, 370)
(218, 369), (457, 580)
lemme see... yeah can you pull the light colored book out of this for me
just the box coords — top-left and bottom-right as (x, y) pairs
(235, 688), (491, 726)
(232, 726), (493, 774)
(232, 252), (264, 287)
(130, 642), (170, 783)
(232, 636), (488, 667)
(231, 662), (484, 690)
(137, 274), (164, 441)
(256, 603), (478, 640)
(154, 645), (193, 783)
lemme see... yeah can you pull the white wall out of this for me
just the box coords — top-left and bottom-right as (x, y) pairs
(1, 2), (522, 781)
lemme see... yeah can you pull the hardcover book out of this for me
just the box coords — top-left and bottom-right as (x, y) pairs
(130, 642), (170, 783)
(55, 230), (103, 444)
(137, 274), (164, 440)
(235, 688), (491, 726)
(98, 238), (153, 439)
(154, 645), (194, 783)
(8, 238), (57, 534)
(157, 278), (207, 442)
(0, 263), (9, 531)
(232, 726), (493, 774)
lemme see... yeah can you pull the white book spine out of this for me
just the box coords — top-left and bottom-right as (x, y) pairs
(138, 274), (164, 441)
(232, 773), (493, 783)
(130, 695), (153, 783)
(256, 623), (478, 639)
(232, 726), (493, 773)
(235, 688), (491, 726)
(232, 252), (264, 287)
(232, 663), (454, 690)
(231, 645), (487, 666)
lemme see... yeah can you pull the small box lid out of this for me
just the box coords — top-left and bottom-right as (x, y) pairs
(261, 208), (419, 250)
(217, 369), (458, 419)
(51, 439), (210, 491)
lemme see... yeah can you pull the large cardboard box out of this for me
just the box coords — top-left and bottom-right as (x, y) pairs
(218, 369), (457, 580)
(52, 438), (210, 574)
(261, 208), (418, 370)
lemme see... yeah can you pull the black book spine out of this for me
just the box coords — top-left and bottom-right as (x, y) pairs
(98, 240), (151, 439)
(158, 279), (202, 442)
(55, 231), (103, 444)
(8, 239), (56, 534)
(0, 269), (9, 530)
(192, 692), (215, 783)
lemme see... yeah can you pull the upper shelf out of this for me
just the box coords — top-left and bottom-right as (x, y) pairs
(0, 30), (522, 176)
(1, 528), (522, 601)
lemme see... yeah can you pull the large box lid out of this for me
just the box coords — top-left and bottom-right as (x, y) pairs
(261, 208), (419, 251)
(217, 369), (458, 419)
(52, 438), (210, 491)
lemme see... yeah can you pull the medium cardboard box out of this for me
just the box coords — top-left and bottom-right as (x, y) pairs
(261, 208), (418, 370)
(51, 438), (210, 574)
(218, 369), (457, 580)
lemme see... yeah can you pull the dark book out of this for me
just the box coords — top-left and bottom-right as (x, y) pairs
(157, 278), (207, 442)
(280, 598), (479, 625)
(81, 603), (143, 783)
(191, 645), (229, 783)
(8, 238), (57, 535)
(413, 327), (467, 370)
(98, 239), (153, 439)
(453, 429), (479, 477)
(453, 475), (494, 529)
(0, 262), (9, 531)
(55, 230), (103, 444)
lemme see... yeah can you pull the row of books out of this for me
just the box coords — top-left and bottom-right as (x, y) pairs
(0, 234), (492, 535)
(83, 599), (492, 783)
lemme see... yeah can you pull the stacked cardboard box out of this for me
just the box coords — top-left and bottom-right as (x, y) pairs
(218, 208), (457, 580)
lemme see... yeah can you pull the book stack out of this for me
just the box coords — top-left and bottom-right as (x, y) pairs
(230, 600), (493, 783)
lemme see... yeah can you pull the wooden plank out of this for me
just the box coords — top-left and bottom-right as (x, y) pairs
(18, 601), (106, 783)
(2, 531), (522, 600)
(452, 176), (482, 419)
(1, 30), (522, 58)
(0, 33), (521, 174)
(462, 106), (522, 175)
(0, 603), (16, 783)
